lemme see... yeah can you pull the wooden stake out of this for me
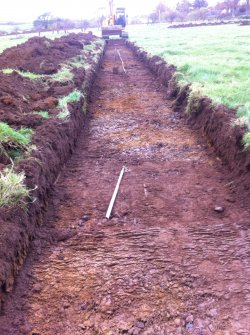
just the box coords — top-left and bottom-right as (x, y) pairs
(106, 166), (126, 219)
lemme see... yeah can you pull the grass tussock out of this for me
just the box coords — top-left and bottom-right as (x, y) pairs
(0, 122), (33, 148)
(68, 56), (91, 71)
(185, 86), (203, 114)
(168, 71), (184, 93)
(67, 39), (104, 71)
(243, 132), (250, 151)
(0, 168), (29, 208)
(1, 68), (43, 79)
(57, 90), (83, 119)
(1, 67), (72, 82)
(18, 71), (43, 80)
(51, 66), (74, 82)
(0, 122), (33, 160)
(33, 111), (49, 118)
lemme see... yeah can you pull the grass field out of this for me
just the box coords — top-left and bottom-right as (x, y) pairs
(128, 24), (250, 127)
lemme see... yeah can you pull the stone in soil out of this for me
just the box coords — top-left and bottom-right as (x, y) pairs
(214, 206), (224, 213)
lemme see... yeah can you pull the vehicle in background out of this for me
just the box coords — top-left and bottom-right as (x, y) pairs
(102, 1), (128, 39)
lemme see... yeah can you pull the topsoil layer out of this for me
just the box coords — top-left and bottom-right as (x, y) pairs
(0, 41), (249, 335)
(0, 33), (93, 74)
(0, 33), (103, 304)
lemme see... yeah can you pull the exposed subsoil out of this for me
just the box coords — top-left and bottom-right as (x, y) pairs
(0, 42), (250, 335)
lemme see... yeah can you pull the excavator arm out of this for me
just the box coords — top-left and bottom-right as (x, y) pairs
(101, 0), (128, 39)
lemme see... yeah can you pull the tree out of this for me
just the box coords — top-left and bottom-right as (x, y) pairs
(187, 7), (208, 20)
(176, 0), (193, 13)
(222, 0), (240, 16)
(193, 0), (208, 9)
(155, 2), (168, 22)
(164, 10), (178, 23)
(247, 0), (250, 13)
(148, 12), (159, 23)
(61, 19), (75, 31)
(80, 20), (90, 31)
(156, 1), (168, 13)
(33, 12), (53, 30)
(12, 26), (20, 37)
(97, 14), (105, 29)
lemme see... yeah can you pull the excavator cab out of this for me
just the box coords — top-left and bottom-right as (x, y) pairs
(102, 6), (128, 39)
(115, 7), (126, 27)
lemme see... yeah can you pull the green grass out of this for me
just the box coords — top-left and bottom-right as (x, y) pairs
(0, 167), (29, 208)
(0, 122), (33, 159)
(33, 111), (49, 118)
(1, 68), (14, 74)
(1, 66), (73, 82)
(1, 68), (43, 79)
(1, 67), (73, 82)
(0, 122), (33, 147)
(57, 90), (83, 119)
(68, 55), (91, 71)
(243, 132), (250, 150)
(185, 84), (203, 114)
(0, 35), (31, 53)
(51, 66), (74, 82)
(1, 65), (74, 82)
(67, 39), (104, 71)
(128, 24), (250, 127)
(19, 71), (43, 80)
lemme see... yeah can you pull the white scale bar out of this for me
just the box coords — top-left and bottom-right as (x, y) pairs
(106, 166), (126, 219)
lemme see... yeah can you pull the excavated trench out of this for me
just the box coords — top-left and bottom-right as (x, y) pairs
(0, 41), (250, 335)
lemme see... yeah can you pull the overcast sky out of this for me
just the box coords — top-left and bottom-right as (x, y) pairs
(1, 0), (220, 22)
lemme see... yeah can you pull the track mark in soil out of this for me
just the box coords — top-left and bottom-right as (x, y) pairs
(0, 42), (249, 335)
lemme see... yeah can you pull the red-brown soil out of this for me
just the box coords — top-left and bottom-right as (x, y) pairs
(0, 72), (50, 129)
(0, 33), (93, 74)
(0, 33), (100, 166)
(0, 41), (249, 335)
(0, 33), (103, 305)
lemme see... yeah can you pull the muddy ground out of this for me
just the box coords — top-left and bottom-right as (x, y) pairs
(0, 42), (249, 335)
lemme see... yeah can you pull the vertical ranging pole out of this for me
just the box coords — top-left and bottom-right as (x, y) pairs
(116, 49), (126, 74)
(106, 166), (126, 219)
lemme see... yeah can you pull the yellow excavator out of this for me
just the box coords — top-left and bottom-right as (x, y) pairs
(102, 0), (129, 39)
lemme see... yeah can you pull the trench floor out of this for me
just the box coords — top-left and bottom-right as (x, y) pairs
(0, 42), (250, 335)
